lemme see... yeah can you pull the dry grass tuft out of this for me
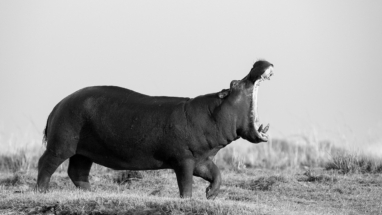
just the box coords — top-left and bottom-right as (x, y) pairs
(299, 169), (338, 183)
(0, 152), (27, 173)
(112, 170), (144, 185)
(238, 175), (287, 191)
(0, 172), (35, 187)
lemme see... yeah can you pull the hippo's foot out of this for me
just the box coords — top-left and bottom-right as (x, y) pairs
(194, 159), (222, 200)
(36, 150), (71, 194)
(68, 154), (93, 191)
(73, 181), (91, 191)
(206, 185), (219, 200)
(34, 185), (49, 193)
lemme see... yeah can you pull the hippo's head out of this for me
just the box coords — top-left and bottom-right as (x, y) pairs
(218, 60), (274, 143)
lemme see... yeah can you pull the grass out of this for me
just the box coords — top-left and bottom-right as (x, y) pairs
(1, 169), (382, 214)
(1, 128), (382, 214)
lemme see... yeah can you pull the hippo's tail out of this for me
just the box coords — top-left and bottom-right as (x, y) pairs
(42, 117), (49, 146)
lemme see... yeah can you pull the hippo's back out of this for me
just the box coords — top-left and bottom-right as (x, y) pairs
(44, 86), (191, 169)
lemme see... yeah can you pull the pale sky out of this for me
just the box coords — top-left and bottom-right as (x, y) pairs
(1, 1), (382, 147)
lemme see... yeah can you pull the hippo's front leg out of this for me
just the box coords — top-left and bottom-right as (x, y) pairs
(194, 159), (222, 199)
(174, 159), (195, 198)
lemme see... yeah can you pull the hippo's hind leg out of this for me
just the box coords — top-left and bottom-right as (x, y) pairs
(36, 149), (73, 192)
(68, 154), (93, 190)
(193, 159), (222, 200)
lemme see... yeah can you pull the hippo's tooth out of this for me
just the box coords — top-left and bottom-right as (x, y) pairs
(251, 77), (271, 141)
(258, 124), (263, 132)
(261, 133), (269, 139)
(252, 79), (260, 123)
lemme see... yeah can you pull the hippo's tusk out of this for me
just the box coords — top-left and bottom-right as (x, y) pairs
(258, 124), (263, 132)
(262, 124), (270, 133)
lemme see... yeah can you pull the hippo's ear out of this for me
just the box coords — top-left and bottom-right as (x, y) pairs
(218, 89), (229, 98)
(230, 80), (239, 88)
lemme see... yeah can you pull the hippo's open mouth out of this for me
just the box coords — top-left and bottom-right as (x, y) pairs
(251, 66), (274, 142)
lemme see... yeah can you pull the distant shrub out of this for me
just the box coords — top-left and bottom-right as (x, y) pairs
(0, 151), (27, 172)
(0, 172), (35, 186)
(215, 136), (341, 170)
(326, 151), (382, 174)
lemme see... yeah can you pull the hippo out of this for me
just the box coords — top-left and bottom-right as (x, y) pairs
(36, 60), (274, 199)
